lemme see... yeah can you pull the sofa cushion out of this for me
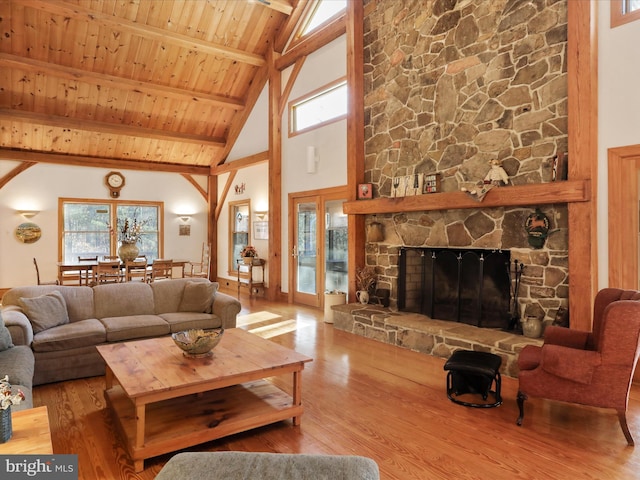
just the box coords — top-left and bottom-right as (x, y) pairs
(93, 282), (155, 319)
(152, 278), (214, 314)
(99, 315), (170, 342)
(179, 281), (217, 313)
(2, 285), (94, 323)
(159, 312), (222, 333)
(155, 452), (381, 480)
(18, 290), (69, 334)
(31, 319), (107, 353)
(0, 345), (33, 389)
(0, 311), (13, 351)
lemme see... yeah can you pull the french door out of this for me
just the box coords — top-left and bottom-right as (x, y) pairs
(290, 187), (348, 308)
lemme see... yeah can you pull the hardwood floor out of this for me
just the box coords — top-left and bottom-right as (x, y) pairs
(33, 289), (640, 479)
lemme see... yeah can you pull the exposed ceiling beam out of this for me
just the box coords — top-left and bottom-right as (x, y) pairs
(279, 57), (306, 118)
(211, 151), (269, 175)
(0, 53), (245, 111)
(276, 13), (346, 71)
(215, 170), (237, 221)
(181, 174), (208, 201)
(0, 109), (226, 148)
(253, 0), (294, 16)
(0, 161), (36, 190)
(0, 148), (211, 175)
(21, 0), (266, 67)
(275, 0), (312, 53)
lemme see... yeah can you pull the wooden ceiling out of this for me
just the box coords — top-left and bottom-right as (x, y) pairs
(0, 0), (309, 172)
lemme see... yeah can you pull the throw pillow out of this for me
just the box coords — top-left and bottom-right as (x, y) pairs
(0, 311), (13, 352)
(179, 282), (217, 313)
(18, 290), (70, 334)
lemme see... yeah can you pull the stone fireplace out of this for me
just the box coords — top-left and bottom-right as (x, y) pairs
(359, 0), (570, 324)
(398, 247), (512, 329)
(335, 0), (584, 377)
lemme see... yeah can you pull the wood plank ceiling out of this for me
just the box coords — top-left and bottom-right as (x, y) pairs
(0, 0), (302, 170)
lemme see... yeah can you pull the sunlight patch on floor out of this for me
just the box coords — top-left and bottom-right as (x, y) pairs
(239, 314), (317, 339)
(236, 311), (283, 327)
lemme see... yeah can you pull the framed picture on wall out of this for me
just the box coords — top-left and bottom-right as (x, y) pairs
(357, 183), (372, 199)
(254, 221), (269, 240)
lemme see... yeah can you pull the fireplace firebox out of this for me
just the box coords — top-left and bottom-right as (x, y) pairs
(398, 248), (511, 329)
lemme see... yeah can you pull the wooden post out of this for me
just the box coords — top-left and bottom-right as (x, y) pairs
(346, 0), (365, 300)
(567, 0), (598, 331)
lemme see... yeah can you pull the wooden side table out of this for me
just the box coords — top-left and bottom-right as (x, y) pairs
(0, 406), (53, 454)
(237, 259), (265, 297)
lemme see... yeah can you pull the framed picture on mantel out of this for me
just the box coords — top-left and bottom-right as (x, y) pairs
(357, 183), (372, 199)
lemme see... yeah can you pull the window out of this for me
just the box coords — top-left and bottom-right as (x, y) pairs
(611, 0), (640, 27)
(301, 0), (347, 36)
(289, 78), (347, 136)
(60, 199), (162, 262)
(229, 200), (251, 273)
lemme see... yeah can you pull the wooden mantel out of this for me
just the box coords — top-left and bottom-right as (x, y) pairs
(343, 180), (590, 215)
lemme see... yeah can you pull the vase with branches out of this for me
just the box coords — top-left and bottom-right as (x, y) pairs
(355, 266), (376, 304)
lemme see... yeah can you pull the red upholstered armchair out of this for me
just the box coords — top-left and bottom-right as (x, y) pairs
(516, 288), (640, 446)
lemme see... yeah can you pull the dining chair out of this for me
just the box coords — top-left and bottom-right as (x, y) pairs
(185, 243), (211, 279)
(78, 255), (98, 285)
(102, 256), (126, 281)
(33, 258), (59, 285)
(149, 259), (173, 282)
(125, 258), (149, 282)
(95, 260), (123, 284)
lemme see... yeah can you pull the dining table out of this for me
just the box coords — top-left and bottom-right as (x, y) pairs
(57, 259), (189, 285)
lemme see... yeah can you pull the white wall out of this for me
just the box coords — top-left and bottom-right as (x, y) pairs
(216, 162), (270, 287)
(280, 35), (347, 292)
(597, 4), (640, 288)
(0, 162), (208, 287)
(218, 35), (348, 293)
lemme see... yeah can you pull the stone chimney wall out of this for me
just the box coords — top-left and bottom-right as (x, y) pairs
(363, 0), (569, 322)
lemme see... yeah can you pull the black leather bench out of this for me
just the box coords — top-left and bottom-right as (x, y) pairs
(443, 350), (502, 408)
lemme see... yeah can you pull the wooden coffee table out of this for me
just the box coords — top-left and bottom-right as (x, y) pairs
(96, 328), (313, 472)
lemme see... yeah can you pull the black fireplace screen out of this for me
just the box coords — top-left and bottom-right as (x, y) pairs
(398, 248), (511, 329)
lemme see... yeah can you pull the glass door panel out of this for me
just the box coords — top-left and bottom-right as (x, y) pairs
(325, 199), (348, 293)
(291, 192), (348, 309)
(293, 200), (319, 306)
(229, 201), (250, 273)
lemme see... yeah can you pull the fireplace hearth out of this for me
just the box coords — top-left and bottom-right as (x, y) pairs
(398, 248), (511, 329)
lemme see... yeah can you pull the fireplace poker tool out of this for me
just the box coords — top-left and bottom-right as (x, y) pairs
(507, 259), (525, 330)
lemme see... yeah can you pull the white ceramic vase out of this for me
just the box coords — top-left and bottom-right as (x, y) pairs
(356, 290), (369, 305)
(521, 316), (543, 338)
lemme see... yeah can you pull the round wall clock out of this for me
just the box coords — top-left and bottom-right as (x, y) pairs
(105, 171), (125, 198)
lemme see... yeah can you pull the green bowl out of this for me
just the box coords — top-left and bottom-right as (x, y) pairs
(172, 328), (224, 357)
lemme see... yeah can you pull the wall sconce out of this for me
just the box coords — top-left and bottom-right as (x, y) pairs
(254, 211), (268, 220)
(177, 214), (191, 222)
(306, 146), (318, 174)
(18, 210), (39, 219)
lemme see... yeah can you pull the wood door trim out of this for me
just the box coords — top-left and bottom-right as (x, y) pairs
(288, 186), (349, 307)
(608, 145), (640, 289)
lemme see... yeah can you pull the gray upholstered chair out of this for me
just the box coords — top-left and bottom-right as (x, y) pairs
(155, 452), (380, 480)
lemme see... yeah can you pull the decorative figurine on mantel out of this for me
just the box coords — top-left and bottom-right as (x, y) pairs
(460, 158), (510, 202)
(484, 159), (509, 186)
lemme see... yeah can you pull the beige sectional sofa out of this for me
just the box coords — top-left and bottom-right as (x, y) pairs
(1, 278), (241, 386)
